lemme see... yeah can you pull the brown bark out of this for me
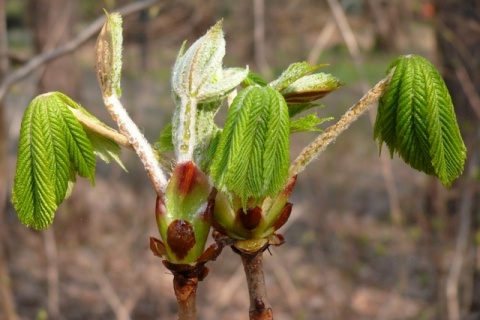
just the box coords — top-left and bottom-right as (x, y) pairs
(240, 252), (273, 320)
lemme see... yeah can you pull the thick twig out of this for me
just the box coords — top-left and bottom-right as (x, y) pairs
(0, 0), (161, 101)
(173, 274), (199, 320)
(103, 95), (167, 196)
(240, 252), (273, 320)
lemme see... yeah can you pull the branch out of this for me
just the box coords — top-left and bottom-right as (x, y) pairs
(446, 156), (476, 320)
(289, 70), (393, 178)
(0, 0), (161, 101)
(43, 228), (60, 319)
(241, 252), (273, 320)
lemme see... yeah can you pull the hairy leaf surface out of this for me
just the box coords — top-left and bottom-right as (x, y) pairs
(210, 86), (290, 207)
(269, 61), (327, 92)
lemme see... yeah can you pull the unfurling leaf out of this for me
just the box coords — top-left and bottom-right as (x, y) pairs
(12, 92), (96, 229)
(171, 21), (248, 163)
(209, 86), (290, 207)
(269, 61), (328, 92)
(289, 114), (332, 134)
(154, 122), (174, 154)
(281, 73), (343, 103)
(374, 54), (466, 186)
(84, 128), (126, 171)
(242, 71), (268, 87)
(95, 11), (123, 97)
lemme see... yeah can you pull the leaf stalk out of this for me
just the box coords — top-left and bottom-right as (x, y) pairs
(289, 70), (394, 178)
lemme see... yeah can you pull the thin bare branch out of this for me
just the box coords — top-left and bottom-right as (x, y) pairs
(91, 258), (131, 320)
(253, 0), (269, 76)
(446, 156), (476, 320)
(0, 0), (161, 101)
(454, 61), (480, 121)
(43, 228), (60, 319)
(307, 18), (336, 64)
(326, 0), (403, 227)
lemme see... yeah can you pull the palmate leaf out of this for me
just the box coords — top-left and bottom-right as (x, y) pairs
(374, 55), (466, 186)
(12, 92), (96, 230)
(209, 86), (290, 207)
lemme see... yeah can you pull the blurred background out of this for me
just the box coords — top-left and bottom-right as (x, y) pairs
(0, 0), (479, 319)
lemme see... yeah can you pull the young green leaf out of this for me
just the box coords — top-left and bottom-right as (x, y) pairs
(193, 101), (221, 170)
(287, 103), (323, 118)
(281, 73), (343, 103)
(84, 128), (127, 171)
(171, 21), (247, 163)
(374, 54), (466, 186)
(269, 61), (328, 92)
(209, 86), (290, 207)
(290, 114), (333, 134)
(65, 103), (127, 170)
(242, 71), (268, 87)
(154, 123), (174, 154)
(12, 92), (96, 229)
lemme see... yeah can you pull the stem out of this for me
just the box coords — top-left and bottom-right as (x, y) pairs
(104, 94), (168, 195)
(173, 274), (199, 320)
(240, 252), (273, 320)
(289, 70), (394, 178)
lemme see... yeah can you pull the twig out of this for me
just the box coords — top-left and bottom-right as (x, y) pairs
(103, 95), (167, 196)
(91, 256), (131, 320)
(253, 0), (270, 76)
(267, 253), (303, 316)
(289, 70), (393, 178)
(0, 0), (161, 101)
(43, 228), (60, 319)
(326, 0), (406, 305)
(326, 0), (366, 88)
(454, 61), (480, 121)
(173, 274), (199, 320)
(307, 17), (336, 65)
(446, 156), (476, 320)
